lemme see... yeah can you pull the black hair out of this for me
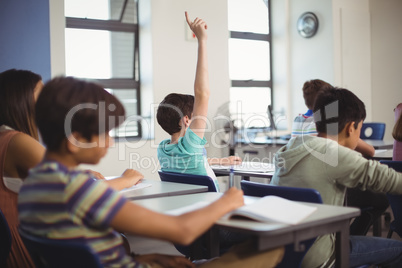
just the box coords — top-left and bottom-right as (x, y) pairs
(302, 79), (333, 110)
(313, 87), (366, 135)
(0, 69), (42, 139)
(35, 76), (125, 151)
(156, 93), (194, 135)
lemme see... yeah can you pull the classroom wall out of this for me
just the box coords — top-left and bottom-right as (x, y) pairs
(271, 0), (334, 130)
(369, 0), (402, 140)
(0, 0), (51, 81)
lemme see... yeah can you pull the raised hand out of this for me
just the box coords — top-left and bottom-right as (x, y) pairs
(185, 11), (207, 41)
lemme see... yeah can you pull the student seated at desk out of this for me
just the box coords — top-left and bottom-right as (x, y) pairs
(393, 103), (402, 160)
(155, 12), (251, 259)
(156, 13), (241, 191)
(156, 12), (240, 192)
(18, 71), (284, 267)
(291, 79), (388, 237)
(0, 69), (137, 267)
(271, 87), (402, 268)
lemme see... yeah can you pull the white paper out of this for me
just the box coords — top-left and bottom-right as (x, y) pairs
(226, 195), (317, 225)
(211, 161), (275, 173)
(120, 182), (152, 193)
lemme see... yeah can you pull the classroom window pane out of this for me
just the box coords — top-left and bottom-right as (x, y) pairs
(229, 39), (270, 81)
(65, 0), (137, 23)
(107, 89), (139, 137)
(228, 0), (269, 34)
(65, 29), (134, 79)
(230, 87), (271, 128)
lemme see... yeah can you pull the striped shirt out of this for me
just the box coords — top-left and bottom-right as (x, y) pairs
(18, 161), (148, 268)
(291, 110), (318, 137)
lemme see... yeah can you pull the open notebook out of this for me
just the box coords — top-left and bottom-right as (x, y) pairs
(166, 195), (317, 225)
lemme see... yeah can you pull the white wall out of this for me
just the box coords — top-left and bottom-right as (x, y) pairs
(271, 0), (334, 128)
(370, 0), (402, 140)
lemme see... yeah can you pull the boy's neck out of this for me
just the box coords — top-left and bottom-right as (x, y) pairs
(44, 151), (80, 168)
(170, 129), (187, 144)
(317, 131), (347, 147)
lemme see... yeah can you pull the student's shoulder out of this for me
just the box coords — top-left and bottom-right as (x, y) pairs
(8, 132), (44, 152)
(7, 132), (45, 166)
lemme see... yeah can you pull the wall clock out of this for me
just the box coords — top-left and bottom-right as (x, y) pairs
(297, 12), (319, 38)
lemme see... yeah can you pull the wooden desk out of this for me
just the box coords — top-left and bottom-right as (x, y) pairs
(133, 192), (360, 268)
(120, 179), (208, 200)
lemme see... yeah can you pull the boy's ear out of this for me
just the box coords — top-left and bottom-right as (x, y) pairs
(66, 132), (86, 153)
(345, 121), (355, 137)
(181, 115), (191, 128)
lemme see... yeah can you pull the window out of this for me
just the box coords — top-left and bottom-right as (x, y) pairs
(228, 0), (272, 129)
(65, 0), (140, 138)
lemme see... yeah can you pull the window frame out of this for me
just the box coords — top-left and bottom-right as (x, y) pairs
(229, 0), (273, 109)
(65, 0), (141, 139)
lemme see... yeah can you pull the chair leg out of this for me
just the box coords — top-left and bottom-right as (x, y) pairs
(387, 229), (393, 239)
(372, 218), (382, 237)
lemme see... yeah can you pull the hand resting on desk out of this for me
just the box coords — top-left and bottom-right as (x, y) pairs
(102, 169), (144, 191)
(208, 155), (242, 166)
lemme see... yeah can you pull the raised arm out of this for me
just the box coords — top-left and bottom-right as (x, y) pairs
(110, 187), (244, 245)
(185, 12), (210, 139)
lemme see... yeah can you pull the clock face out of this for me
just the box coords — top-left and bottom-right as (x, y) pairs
(297, 12), (319, 38)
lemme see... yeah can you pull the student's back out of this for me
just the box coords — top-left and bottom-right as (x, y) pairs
(393, 103), (402, 161)
(0, 69), (44, 268)
(272, 87), (402, 268)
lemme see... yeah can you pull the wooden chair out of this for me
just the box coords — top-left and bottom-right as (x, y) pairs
(0, 209), (12, 267)
(158, 170), (218, 192)
(360, 122), (386, 140)
(240, 180), (322, 268)
(19, 228), (103, 268)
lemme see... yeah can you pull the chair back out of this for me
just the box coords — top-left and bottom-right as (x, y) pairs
(360, 122), (386, 140)
(19, 228), (103, 268)
(240, 180), (322, 268)
(158, 171), (217, 192)
(241, 180), (323, 203)
(0, 209), (12, 267)
(379, 160), (402, 237)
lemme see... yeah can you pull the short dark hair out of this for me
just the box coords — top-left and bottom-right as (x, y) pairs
(0, 69), (42, 140)
(313, 87), (366, 135)
(156, 93), (194, 135)
(302, 79), (333, 110)
(35, 76), (125, 151)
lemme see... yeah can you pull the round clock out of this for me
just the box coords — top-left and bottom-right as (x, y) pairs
(297, 12), (319, 38)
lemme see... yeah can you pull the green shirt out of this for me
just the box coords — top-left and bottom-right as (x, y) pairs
(271, 136), (402, 268)
(157, 128), (219, 191)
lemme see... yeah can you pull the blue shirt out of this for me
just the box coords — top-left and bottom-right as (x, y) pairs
(157, 128), (220, 191)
